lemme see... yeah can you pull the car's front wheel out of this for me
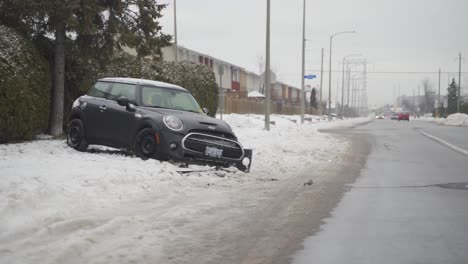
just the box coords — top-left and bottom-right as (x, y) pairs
(134, 128), (158, 160)
(67, 119), (88, 151)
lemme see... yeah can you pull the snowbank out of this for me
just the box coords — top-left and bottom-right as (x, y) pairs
(0, 114), (372, 263)
(418, 113), (468, 127)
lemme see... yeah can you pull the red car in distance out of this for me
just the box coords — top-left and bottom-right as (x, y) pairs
(398, 112), (410, 121)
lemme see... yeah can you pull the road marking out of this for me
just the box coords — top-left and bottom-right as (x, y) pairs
(419, 131), (468, 156)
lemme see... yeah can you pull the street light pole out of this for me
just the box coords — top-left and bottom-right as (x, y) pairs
(328, 31), (356, 120)
(264, 0), (271, 131)
(173, 0), (178, 62)
(300, 0), (306, 124)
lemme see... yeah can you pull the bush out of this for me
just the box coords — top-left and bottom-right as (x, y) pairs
(70, 53), (219, 117)
(0, 25), (50, 143)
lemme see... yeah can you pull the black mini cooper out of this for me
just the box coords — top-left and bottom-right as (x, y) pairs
(67, 78), (252, 172)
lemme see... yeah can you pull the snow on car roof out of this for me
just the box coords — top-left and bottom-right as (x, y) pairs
(99, 77), (188, 92)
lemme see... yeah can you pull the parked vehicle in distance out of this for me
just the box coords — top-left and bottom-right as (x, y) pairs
(67, 78), (252, 172)
(375, 115), (384, 119)
(398, 112), (410, 121)
(390, 112), (399, 120)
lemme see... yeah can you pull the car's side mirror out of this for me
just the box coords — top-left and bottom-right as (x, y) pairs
(117, 96), (130, 107)
(202, 107), (210, 115)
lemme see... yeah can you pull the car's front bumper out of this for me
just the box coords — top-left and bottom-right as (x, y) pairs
(159, 131), (253, 172)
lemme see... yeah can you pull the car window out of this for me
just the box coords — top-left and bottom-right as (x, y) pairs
(167, 92), (199, 110)
(107, 83), (137, 102)
(87, 82), (111, 99)
(141, 86), (201, 113)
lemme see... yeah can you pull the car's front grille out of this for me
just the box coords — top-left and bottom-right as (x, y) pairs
(182, 133), (244, 160)
(189, 129), (237, 140)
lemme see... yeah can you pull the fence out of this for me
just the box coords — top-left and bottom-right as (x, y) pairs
(223, 97), (319, 116)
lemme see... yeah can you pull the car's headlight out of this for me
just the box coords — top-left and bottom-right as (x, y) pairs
(163, 115), (183, 131)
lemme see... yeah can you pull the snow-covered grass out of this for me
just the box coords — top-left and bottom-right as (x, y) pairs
(417, 113), (468, 127)
(0, 114), (372, 263)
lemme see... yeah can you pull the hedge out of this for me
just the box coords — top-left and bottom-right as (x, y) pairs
(0, 25), (50, 143)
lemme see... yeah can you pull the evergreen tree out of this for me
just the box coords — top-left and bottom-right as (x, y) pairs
(310, 88), (317, 108)
(447, 78), (458, 115)
(0, 0), (171, 136)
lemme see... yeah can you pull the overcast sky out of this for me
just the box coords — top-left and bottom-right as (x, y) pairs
(159, 0), (468, 105)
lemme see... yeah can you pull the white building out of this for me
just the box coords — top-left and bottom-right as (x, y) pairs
(162, 45), (243, 92)
(162, 45), (301, 100)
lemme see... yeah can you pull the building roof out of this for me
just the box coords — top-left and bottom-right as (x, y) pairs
(99, 77), (188, 92)
(176, 45), (243, 69)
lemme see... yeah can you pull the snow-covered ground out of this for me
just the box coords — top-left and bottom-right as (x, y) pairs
(417, 113), (468, 127)
(0, 114), (372, 263)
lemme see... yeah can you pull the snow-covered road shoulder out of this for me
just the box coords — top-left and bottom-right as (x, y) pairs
(0, 114), (372, 263)
(417, 113), (468, 127)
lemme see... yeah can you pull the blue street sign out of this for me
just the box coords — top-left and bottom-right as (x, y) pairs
(304, 74), (317, 79)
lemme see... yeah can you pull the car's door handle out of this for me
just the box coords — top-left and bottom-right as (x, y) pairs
(99, 105), (107, 111)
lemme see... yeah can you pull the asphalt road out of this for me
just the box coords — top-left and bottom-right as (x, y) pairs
(292, 119), (468, 264)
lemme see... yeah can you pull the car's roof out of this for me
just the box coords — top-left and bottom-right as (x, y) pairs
(99, 77), (188, 92)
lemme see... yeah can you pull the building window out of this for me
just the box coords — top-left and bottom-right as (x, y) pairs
(204, 57), (209, 66)
(231, 68), (239, 82)
(199, 56), (203, 64)
(209, 59), (213, 68)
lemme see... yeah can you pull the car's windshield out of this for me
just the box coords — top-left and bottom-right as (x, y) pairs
(141, 86), (202, 113)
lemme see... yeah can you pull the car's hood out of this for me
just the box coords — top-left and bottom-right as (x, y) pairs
(141, 107), (234, 136)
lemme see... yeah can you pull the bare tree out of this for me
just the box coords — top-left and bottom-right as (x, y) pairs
(421, 78), (435, 114)
(257, 55), (265, 93)
(257, 55), (265, 75)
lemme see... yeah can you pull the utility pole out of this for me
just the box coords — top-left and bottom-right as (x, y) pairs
(363, 59), (367, 115)
(328, 36), (333, 119)
(458, 52), (462, 112)
(346, 64), (351, 117)
(336, 78), (339, 109)
(352, 76), (358, 115)
(357, 87), (360, 116)
(300, 0), (306, 123)
(218, 65), (224, 120)
(398, 83), (401, 108)
(264, 0), (271, 131)
(327, 31), (356, 120)
(319, 48), (324, 114)
(418, 85), (420, 114)
(341, 57), (346, 117)
(438, 68), (441, 117)
(173, 0), (178, 62)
